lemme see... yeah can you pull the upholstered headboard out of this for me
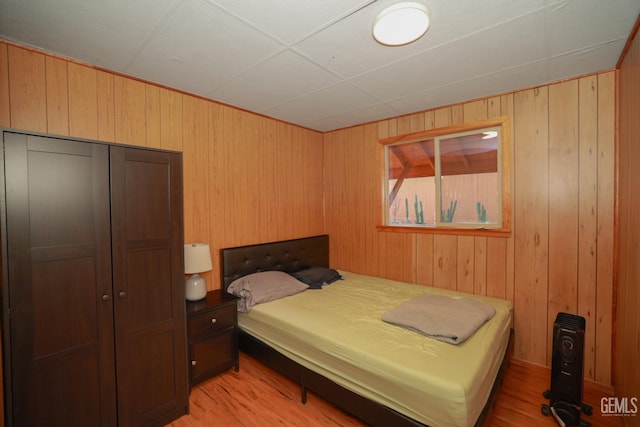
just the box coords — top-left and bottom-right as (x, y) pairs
(220, 235), (330, 290)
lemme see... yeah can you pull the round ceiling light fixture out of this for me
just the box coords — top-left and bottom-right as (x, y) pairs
(373, 2), (430, 46)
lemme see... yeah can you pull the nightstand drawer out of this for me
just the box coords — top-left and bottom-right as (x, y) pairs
(188, 305), (236, 340)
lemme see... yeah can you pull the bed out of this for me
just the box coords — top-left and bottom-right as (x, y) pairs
(220, 235), (514, 427)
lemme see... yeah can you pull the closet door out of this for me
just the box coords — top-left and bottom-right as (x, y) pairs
(2, 133), (117, 426)
(109, 147), (188, 426)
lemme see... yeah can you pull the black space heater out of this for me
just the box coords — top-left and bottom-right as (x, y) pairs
(541, 312), (592, 427)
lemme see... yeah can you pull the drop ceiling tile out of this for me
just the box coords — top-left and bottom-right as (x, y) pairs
(125, 0), (284, 96)
(206, 0), (373, 44)
(301, 102), (400, 132)
(263, 82), (381, 125)
(387, 61), (549, 115)
(208, 50), (342, 113)
(545, 39), (627, 81)
(543, 0), (640, 57)
(0, 0), (179, 70)
(422, 0), (545, 42)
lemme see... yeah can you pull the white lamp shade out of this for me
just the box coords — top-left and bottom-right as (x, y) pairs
(373, 2), (430, 46)
(184, 243), (213, 274)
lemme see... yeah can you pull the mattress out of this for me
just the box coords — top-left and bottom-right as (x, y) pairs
(238, 271), (513, 427)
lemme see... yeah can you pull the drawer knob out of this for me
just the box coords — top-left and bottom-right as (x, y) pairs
(191, 360), (196, 366)
(211, 318), (217, 324)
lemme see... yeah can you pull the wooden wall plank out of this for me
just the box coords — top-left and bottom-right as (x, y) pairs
(45, 56), (69, 136)
(463, 99), (487, 122)
(596, 71), (615, 386)
(547, 80), (580, 365)
(486, 237), (506, 299)
(416, 234), (434, 286)
(245, 113), (266, 241)
(576, 75), (599, 381)
(221, 107), (252, 246)
(68, 63), (98, 139)
(451, 104), (464, 124)
(114, 75), (146, 146)
(8, 45), (46, 132)
(208, 102), (225, 273)
(0, 43), (9, 127)
(456, 235), (475, 293)
(474, 237), (487, 295)
(616, 31), (639, 400)
(363, 123), (381, 275)
(347, 126), (368, 273)
(145, 84), (161, 149)
(275, 122), (295, 242)
(96, 70), (115, 142)
(434, 107), (451, 128)
(159, 87), (183, 152)
(513, 87), (550, 366)
(433, 235), (457, 289)
(290, 125), (324, 239)
(182, 94), (211, 283)
(501, 93), (516, 311)
(324, 130), (347, 269)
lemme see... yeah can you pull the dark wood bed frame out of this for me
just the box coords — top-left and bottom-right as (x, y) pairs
(220, 234), (514, 427)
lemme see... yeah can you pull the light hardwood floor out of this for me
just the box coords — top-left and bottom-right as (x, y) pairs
(168, 353), (624, 427)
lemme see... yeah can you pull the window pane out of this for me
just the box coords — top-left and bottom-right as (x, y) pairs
(439, 130), (499, 225)
(387, 139), (435, 226)
(389, 176), (435, 225)
(440, 173), (498, 223)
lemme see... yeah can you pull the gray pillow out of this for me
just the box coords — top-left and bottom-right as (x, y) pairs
(227, 271), (308, 312)
(291, 267), (342, 289)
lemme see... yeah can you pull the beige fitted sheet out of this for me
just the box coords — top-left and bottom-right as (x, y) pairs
(238, 271), (513, 427)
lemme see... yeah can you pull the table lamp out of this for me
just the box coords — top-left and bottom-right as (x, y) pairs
(184, 243), (212, 301)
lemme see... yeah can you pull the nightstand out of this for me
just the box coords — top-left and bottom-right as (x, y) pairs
(186, 289), (239, 386)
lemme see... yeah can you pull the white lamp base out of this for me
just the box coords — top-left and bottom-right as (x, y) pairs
(185, 273), (207, 301)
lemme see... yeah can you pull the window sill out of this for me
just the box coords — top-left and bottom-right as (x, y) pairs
(377, 225), (511, 238)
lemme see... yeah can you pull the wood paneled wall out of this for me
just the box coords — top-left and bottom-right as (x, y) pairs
(616, 20), (640, 417)
(323, 75), (616, 384)
(0, 39), (619, 386)
(0, 40), (325, 289)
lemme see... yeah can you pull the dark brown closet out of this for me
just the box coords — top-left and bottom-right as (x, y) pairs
(0, 130), (188, 426)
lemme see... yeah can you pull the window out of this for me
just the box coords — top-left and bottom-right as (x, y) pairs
(381, 118), (510, 235)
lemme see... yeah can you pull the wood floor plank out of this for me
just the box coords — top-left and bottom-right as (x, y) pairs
(167, 353), (624, 427)
(490, 359), (624, 427)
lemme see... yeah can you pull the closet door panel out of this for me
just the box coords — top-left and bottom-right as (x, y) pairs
(110, 146), (187, 426)
(126, 247), (173, 330)
(3, 132), (116, 427)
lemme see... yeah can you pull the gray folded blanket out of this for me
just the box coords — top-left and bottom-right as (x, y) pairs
(382, 294), (496, 344)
